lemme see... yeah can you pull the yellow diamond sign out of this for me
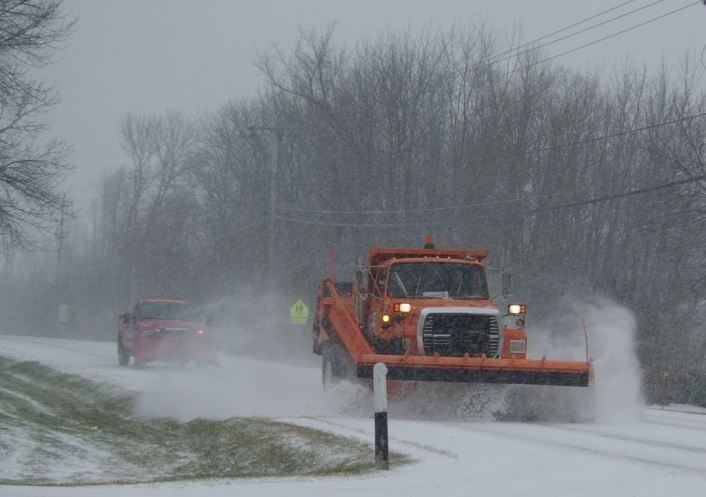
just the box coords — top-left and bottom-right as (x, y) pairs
(290, 300), (309, 325)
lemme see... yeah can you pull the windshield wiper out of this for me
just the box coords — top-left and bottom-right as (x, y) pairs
(392, 271), (408, 296)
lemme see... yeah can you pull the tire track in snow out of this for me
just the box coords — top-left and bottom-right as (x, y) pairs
(543, 423), (706, 456)
(443, 421), (706, 478)
(0, 336), (110, 361)
(289, 417), (458, 460)
(643, 408), (706, 432)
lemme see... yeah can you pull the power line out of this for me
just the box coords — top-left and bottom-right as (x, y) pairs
(276, 109), (706, 217)
(485, 0), (665, 70)
(507, 0), (638, 48)
(277, 195), (517, 216)
(538, 111), (706, 153)
(526, 174), (706, 215)
(275, 215), (423, 229)
(275, 175), (705, 228)
(523, 1), (702, 71)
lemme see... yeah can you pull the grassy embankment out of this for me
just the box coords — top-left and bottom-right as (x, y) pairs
(0, 356), (408, 486)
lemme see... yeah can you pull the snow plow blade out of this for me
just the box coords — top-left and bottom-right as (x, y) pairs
(355, 354), (591, 387)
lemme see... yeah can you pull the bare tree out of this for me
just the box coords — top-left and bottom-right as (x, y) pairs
(115, 111), (200, 300)
(0, 0), (76, 252)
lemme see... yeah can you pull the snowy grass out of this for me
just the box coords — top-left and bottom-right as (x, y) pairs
(0, 356), (408, 486)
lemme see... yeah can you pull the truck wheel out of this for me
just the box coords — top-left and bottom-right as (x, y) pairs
(117, 335), (130, 366)
(322, 345), (343, 390)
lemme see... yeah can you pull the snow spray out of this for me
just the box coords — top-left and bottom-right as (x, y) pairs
(530, 296), (644, 422)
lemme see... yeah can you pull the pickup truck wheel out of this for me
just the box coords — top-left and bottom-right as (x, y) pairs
(117, 336), (130, 366)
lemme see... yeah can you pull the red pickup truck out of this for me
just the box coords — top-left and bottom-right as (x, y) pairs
(117, 299), (219, 367)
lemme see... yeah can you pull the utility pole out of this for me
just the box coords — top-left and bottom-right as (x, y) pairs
(269, 128), (278, 289)
(55, 194), (69, 336)
(55, 194), (66, 279)
(129, 165), (139, 301)
(249, 125), (284, 291)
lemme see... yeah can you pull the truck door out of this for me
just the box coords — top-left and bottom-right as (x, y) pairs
(366, 267), (387, 333)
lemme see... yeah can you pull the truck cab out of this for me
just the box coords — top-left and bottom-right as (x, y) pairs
(358, 246), (527, 360)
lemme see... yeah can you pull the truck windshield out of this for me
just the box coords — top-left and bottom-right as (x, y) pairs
(140, 303), (196, 320)
(387, 262), (488, 299)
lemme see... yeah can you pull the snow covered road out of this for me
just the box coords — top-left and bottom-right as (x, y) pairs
(1, 334), (705, 496)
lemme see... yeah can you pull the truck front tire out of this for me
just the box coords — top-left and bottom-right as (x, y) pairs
(322, 344), (344, 389)
(117, 335), (130, 366)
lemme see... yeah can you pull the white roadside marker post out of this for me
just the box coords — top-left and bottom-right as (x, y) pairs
(373, 362), (389, 469)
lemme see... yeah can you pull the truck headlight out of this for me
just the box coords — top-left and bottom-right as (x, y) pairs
(508, 304), (526, 315)
(394, 303), (411, 313)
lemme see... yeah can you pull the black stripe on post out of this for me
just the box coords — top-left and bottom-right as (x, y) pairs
(373, 362), (389, 470)
(375, 411), (389, 470)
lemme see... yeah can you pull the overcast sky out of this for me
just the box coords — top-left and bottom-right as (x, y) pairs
(46, 0), (706, 207)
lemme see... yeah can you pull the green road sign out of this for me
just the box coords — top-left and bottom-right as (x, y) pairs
(290, 300), (309, 325)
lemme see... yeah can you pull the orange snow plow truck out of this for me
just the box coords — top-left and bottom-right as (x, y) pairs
(118, 299), (219, 367)
(313, 237), (593, 388)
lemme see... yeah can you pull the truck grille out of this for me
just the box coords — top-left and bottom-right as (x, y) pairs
(422, 313), (499, 358)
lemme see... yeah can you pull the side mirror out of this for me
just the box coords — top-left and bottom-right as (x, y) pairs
(355, 259), (366, 286)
